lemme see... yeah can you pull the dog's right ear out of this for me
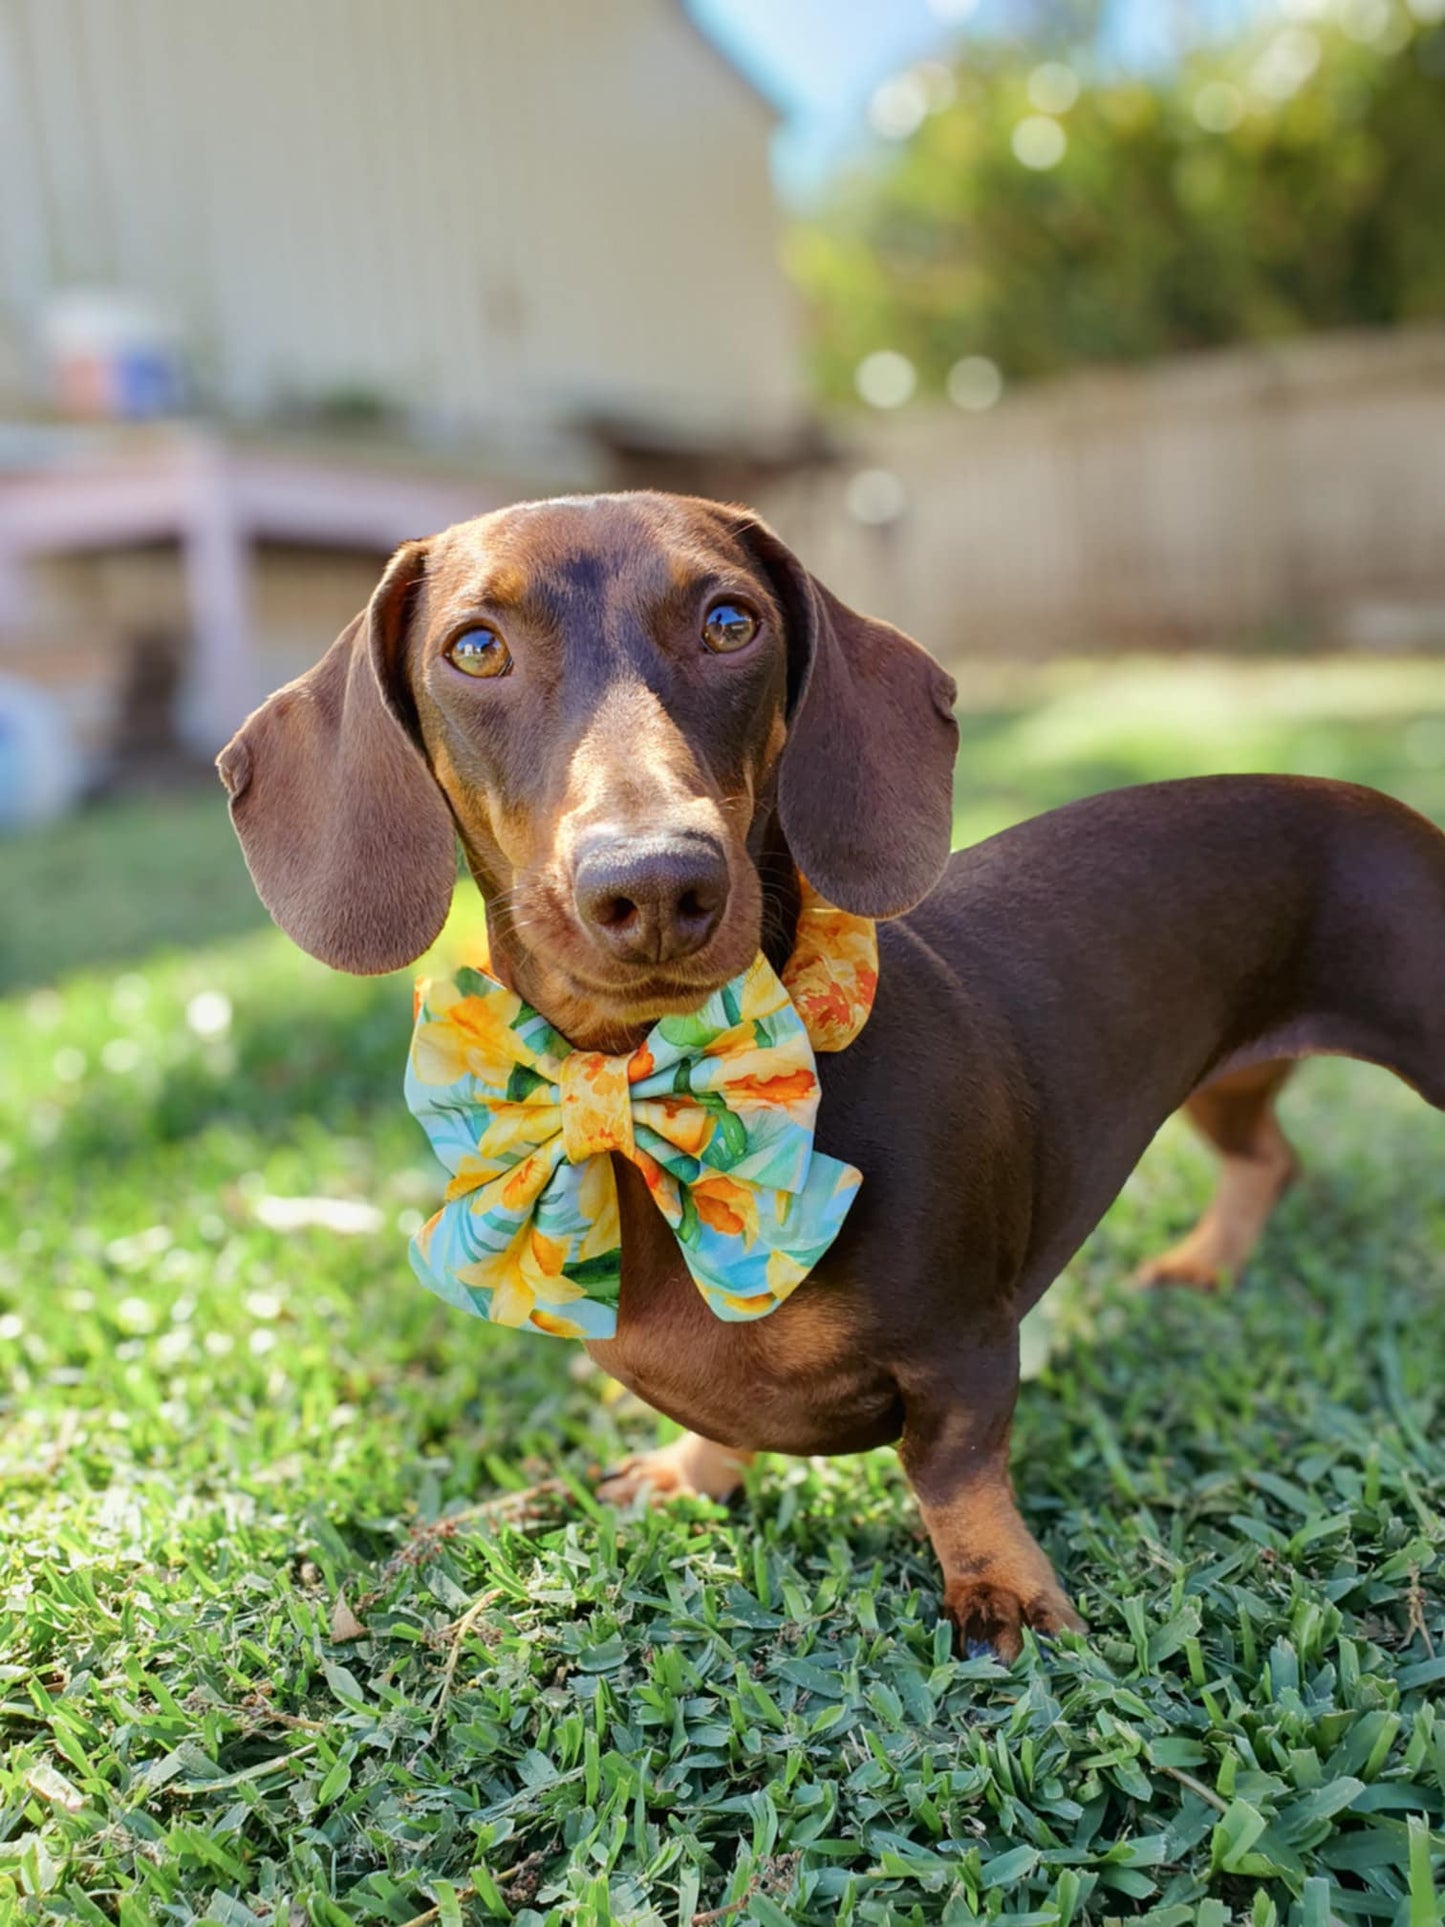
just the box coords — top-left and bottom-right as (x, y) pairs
(733, 516), (958, 918)
(216, 540), (456, 975)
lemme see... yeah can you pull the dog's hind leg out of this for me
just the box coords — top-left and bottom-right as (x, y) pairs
(1137, 1059), (1299, 1291)
(1139, 790), (1445, 1290)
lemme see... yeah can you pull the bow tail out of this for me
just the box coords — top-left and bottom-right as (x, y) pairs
(410, 1142), (625, 1341)
(662, 1151), (863, 1323)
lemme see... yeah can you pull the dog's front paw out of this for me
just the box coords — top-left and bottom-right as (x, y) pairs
(596, 1433), (752, 1505)
(944, 1574), (1084, 1664)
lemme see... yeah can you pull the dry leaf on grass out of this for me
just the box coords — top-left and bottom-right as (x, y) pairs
(329, 1592), (367, 1641)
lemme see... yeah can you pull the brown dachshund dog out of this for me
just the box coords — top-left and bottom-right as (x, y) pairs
(219, 492), (1445, 1658)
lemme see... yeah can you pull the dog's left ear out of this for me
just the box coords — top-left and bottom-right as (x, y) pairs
(739, 518), (959, 918)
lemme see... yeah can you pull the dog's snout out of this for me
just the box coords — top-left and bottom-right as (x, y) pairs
(573, 832), (730, 966)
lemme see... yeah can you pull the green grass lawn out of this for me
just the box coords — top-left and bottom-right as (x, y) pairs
(2, 657), (1443, 1925)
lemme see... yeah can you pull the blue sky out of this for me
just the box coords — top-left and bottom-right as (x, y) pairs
(689, 0), (1264, 200)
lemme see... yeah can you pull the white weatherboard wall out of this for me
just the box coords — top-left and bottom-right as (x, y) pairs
(0, 0), (799, 443)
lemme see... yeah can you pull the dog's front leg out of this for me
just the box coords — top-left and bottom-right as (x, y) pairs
(899, 1327), (1082, 1662)
(597, 1432), (754, 1504)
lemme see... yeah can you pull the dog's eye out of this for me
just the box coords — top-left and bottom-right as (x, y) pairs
(701, 600), (759, 654)
(446, 626), (512, 678)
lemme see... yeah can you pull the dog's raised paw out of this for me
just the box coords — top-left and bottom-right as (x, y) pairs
(594, 1450), (692, 1505)
(595, 1435), (751, 1506)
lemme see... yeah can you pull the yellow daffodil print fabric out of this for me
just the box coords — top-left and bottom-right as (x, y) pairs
(781, 877), (879, 1053)
(406, 948), (864, 1341)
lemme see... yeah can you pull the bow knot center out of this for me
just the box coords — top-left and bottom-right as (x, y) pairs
(559, 1051), (636, 1164)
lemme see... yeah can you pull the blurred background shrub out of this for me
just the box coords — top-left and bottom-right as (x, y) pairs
(794, 6), (1445, 396)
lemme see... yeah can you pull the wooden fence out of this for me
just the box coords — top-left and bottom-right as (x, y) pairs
(764, 327), (1445, 663)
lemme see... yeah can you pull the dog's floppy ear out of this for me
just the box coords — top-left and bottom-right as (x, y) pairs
(216, 539), (456, 974)
(740, 518), (959, 917)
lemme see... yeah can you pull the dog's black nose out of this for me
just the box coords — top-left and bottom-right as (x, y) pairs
(573, 832), (730, 965)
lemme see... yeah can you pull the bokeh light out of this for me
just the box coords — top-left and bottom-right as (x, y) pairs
(854, 349), (917, 408)
(1027, 62), (1081, 116)
(845, 468), (908, 525)
(947, 356), (1004, 411)
(1012, 115), (1068, 169)
(1248, 27), (1322, 100)
(1339, 0), (1398, 41)
(869, 72), (929, 141)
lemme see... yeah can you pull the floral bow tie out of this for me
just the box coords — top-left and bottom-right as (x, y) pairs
(406, 884), (876, 1342)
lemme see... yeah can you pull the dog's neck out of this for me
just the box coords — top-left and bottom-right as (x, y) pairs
(467, 811), (803, 1057)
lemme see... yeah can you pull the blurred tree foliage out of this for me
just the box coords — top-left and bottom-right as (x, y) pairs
(789, 7), (1445, 402)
